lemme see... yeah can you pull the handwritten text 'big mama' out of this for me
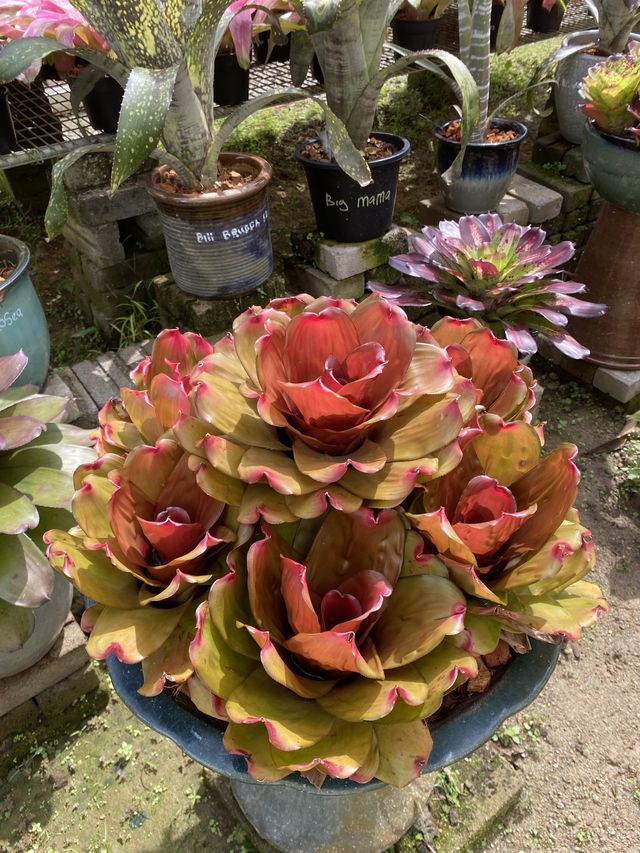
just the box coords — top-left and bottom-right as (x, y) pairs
(325, 190), (391, 213)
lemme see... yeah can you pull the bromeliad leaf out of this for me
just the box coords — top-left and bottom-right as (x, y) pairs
(0, 482), (38, 536)
(0, 599), (35, 653)
(0, 37), (127, 87)
(0, 532), (54, 608)
(112, 65), (181, 191)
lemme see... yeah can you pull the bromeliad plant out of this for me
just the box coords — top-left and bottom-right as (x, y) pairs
(44, 296), (607, 787)
(372, 213), (607, 358)
(580, 46), (640, 137)
(394, 0), (454, 20)
(0, 351), (93, 653)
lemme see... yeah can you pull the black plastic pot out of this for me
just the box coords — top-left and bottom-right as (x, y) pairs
(295, 132), (410, 243)
(527, 0), (564, 33)
(490, 2), (504, 49)
(83, 76), (124, 134)
(0, 87), (18, 154)
(391, 16), (440, 51)
(254, 31), (291, 64)
(312, 54), (324, 85)
(214, 52), (250, 106)
(435, 118), (528, 214)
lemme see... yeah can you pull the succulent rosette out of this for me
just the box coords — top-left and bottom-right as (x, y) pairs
(179, 294), (476, 523)
(46, 437), (242, 695)
(188, 507), (477, 787)
(409, 416), (607, 645)
(579, 48), (640, 135)
(422, 317), (537, 423)
(370, 214), (607, 359)
(95, 329), (214, 457)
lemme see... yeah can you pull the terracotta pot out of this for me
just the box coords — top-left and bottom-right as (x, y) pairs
(569, 202), (640, 370)
(147, 154), (274, 298)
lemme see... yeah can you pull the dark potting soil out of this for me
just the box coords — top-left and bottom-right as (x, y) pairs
(0, 260), (14, 282)
(156, 166), (257, 195)
(443, 120), (519, 144)
(301, 136), (397, 163)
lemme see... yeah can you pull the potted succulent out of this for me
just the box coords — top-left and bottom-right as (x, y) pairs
(0, 0), (121, 134)
(0, 350), (94, 678)
(44, 300), (606, 850)
(370, 213), (606, 357)
(391, 0), (455, 52)
(562, 49), (640, 370)
(547, 0), (640, 143)
(579, 47), (640, 211)
(0, 234), (51, 388)
(289, 0), (479, 242)
(433, 0), (533, 214)
(527, 0), (565, 35)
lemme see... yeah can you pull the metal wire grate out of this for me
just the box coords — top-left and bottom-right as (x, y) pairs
(0, 7), (593, 172)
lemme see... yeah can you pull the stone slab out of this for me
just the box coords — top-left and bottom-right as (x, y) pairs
(537, 338), (599, 385)
(71, 359), (120, 408)
(303, 226), (411, 281)
(43, 372), (81, 424)
(0, 615), (89, 717)
(62, 217), (125, 267)
(283, 257), (364, 299)
(507, 175), (563, 223)
(420, 193), (530, 226)
(117, 342), (148, 369)
(95, 351), (134, 392)
(34, 661), (100, 716)
(57, 366), (99, 427)
(562, 146), (590, 183)
(517, 162), (593, 212)
(68, 176), (156, 226)
(0, 696), (39, 742)
(593, 367), (640, 404)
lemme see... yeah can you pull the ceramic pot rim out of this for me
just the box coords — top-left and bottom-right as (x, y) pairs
(294, 131), (411, 172)
(148, 152), (273, 209)
(434, 118), (528, 149)
(0, 234), (30, 294)
(585, 118), (639, 151)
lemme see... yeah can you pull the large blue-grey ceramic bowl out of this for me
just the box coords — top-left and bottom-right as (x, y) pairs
(107, 639), (560, 794)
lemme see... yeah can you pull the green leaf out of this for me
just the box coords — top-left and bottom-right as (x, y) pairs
(207, 88), (371, 187)
(0, 37), (128, 86)
(1, 395), (67, 423)
(0, 482), (38, 535)
(111, 64), (180, 192)
(289, 31), (315, 87)
(0, 532), (54, 607)
(0, 599), (35, 653)
(185, 0), (237, 126)
(0, 462), (74, 510)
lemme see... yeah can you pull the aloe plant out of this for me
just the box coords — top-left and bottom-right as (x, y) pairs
(0, 0), (479, 232)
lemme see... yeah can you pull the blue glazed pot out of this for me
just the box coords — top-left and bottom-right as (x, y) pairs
(0, 235), (50, 388)
(108, 639), (559, 788)
(435, 118), (528, 214)
(581, 120), (640, 213)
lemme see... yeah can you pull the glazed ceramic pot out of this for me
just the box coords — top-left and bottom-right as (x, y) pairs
(147, 154), (273, 298)
(555, 30), (606, 144)
(295, 132), (411, 242)
(435, 118), (527, 214)
(0, 572), (72, 679)
(0, 235), (50, 389)
(581, 119), (640, 212)
(107, 640), (560, 853)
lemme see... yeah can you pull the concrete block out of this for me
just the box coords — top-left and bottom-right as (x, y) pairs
(420, 194), (529, 226)
(71, 359), (120, 408)
(57, 366), (99, 426)
(70, 180), (157, 226)
(34, 662), (100, 716)
(532, 135), (572, 167)
(0, 697), (39, 742)
(593, 367), (640, 403)
(589, 192), (604, 222)
(507, 175), (563, 223)
(95, 352), (134, 391)
(0, 614), (89, 717)
(517, 162), (593, 211)
(43, 372), (81, 423)
(62, 152), (113, 192)
(311, 226), (411, 280)
(62, 217), (125, 267)
(130, 211), (166, 250)
(563, 206), (588, 230)
(562, 146), (590, 183)
(284, 257), (364, 299)
(537, 338), (598, 384)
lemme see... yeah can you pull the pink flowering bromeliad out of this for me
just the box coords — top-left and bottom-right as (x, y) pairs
(0, 1), (109, 80)
(370, 214), (606, 359)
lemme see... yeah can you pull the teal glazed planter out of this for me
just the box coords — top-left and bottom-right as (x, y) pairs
(435, 118), (528, 214)
(582, 120), (640, 213)
(106, 640), (559, 852)
(0, 235), (50, 388)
